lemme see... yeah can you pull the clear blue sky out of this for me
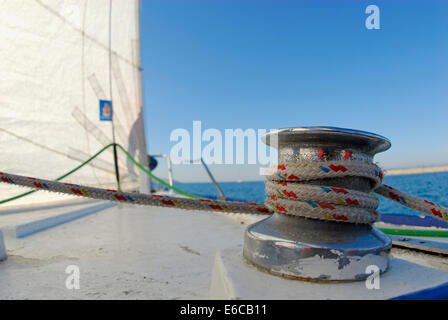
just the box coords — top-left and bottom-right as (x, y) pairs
(140, 0), (448, 182)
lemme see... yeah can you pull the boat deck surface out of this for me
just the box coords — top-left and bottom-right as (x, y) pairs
(0, 201), (446, 299)
(0, 202), (256, 299)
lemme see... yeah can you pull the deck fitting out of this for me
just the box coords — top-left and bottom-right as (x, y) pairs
(243, 127), (392, 281)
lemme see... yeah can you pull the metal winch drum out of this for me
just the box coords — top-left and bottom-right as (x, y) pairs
(243, 127), (392, 281)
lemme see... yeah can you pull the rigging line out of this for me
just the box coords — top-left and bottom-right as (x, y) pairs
(0, 143), (114, 205)
(115, 144), (201, 199)
(109, 0), (121, 191)
(71, 107), (127, 167)
(80, 0), (101, 186)
(0, 143), (203, 205)
(67, 146), (127, 174)
(33, 0), (139, 69)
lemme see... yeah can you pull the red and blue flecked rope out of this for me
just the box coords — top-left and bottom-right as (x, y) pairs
(264, 161), (448, 224)
(0, 160), (447, 224)
(0, 171), (270, 215)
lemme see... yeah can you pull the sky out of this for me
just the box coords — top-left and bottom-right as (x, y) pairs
(139, 0), (448, 182)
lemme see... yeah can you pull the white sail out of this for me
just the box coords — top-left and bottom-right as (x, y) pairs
(0, 0), (149, 207)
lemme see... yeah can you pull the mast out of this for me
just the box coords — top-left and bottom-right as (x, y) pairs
(109, 0), (121, 191)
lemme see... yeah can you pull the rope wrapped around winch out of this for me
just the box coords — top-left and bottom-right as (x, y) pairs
(265, 160), (383, 224)
(0, 159), (447, 224)
(265, 160), (448, 224)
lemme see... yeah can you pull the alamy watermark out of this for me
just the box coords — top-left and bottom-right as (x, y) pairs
(65, 265), (80, 290)
(170, 121), (278, 173)
(365, 5), (380, 30)
(365, 265), (380, 290)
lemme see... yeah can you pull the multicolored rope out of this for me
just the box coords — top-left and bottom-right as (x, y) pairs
(375, 184), (448, 222)
(265, 160), (448, 224)
(0, 159), (447, 225)
(0, 172), (270, 215)
(266, 161), (383, 224)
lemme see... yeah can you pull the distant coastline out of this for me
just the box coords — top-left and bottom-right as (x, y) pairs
(385, 166), (448, 176)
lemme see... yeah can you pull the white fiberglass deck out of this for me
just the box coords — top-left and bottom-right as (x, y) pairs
(0, 201), (447, 300)
(0, 201), (257, 299)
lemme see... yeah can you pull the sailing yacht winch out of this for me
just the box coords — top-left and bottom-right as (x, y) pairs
(244, 127), (392, 281)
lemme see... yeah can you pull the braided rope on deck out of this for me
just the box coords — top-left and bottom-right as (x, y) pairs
(1, 160), (447, 224)
(0, 172), (270, 215)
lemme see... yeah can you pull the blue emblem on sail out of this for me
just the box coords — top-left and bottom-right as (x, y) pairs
(99, 100), (113, 121)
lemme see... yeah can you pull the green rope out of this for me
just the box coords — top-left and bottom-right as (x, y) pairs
(0, 143), (115, 205)
(115, 144), (201, 199)
(0, 143), (202, 205)
(379, 227), (448, 238)
(0, 190), (36, 205)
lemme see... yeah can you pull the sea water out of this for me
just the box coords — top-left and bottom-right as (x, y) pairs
(174, 172), (448, 217)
